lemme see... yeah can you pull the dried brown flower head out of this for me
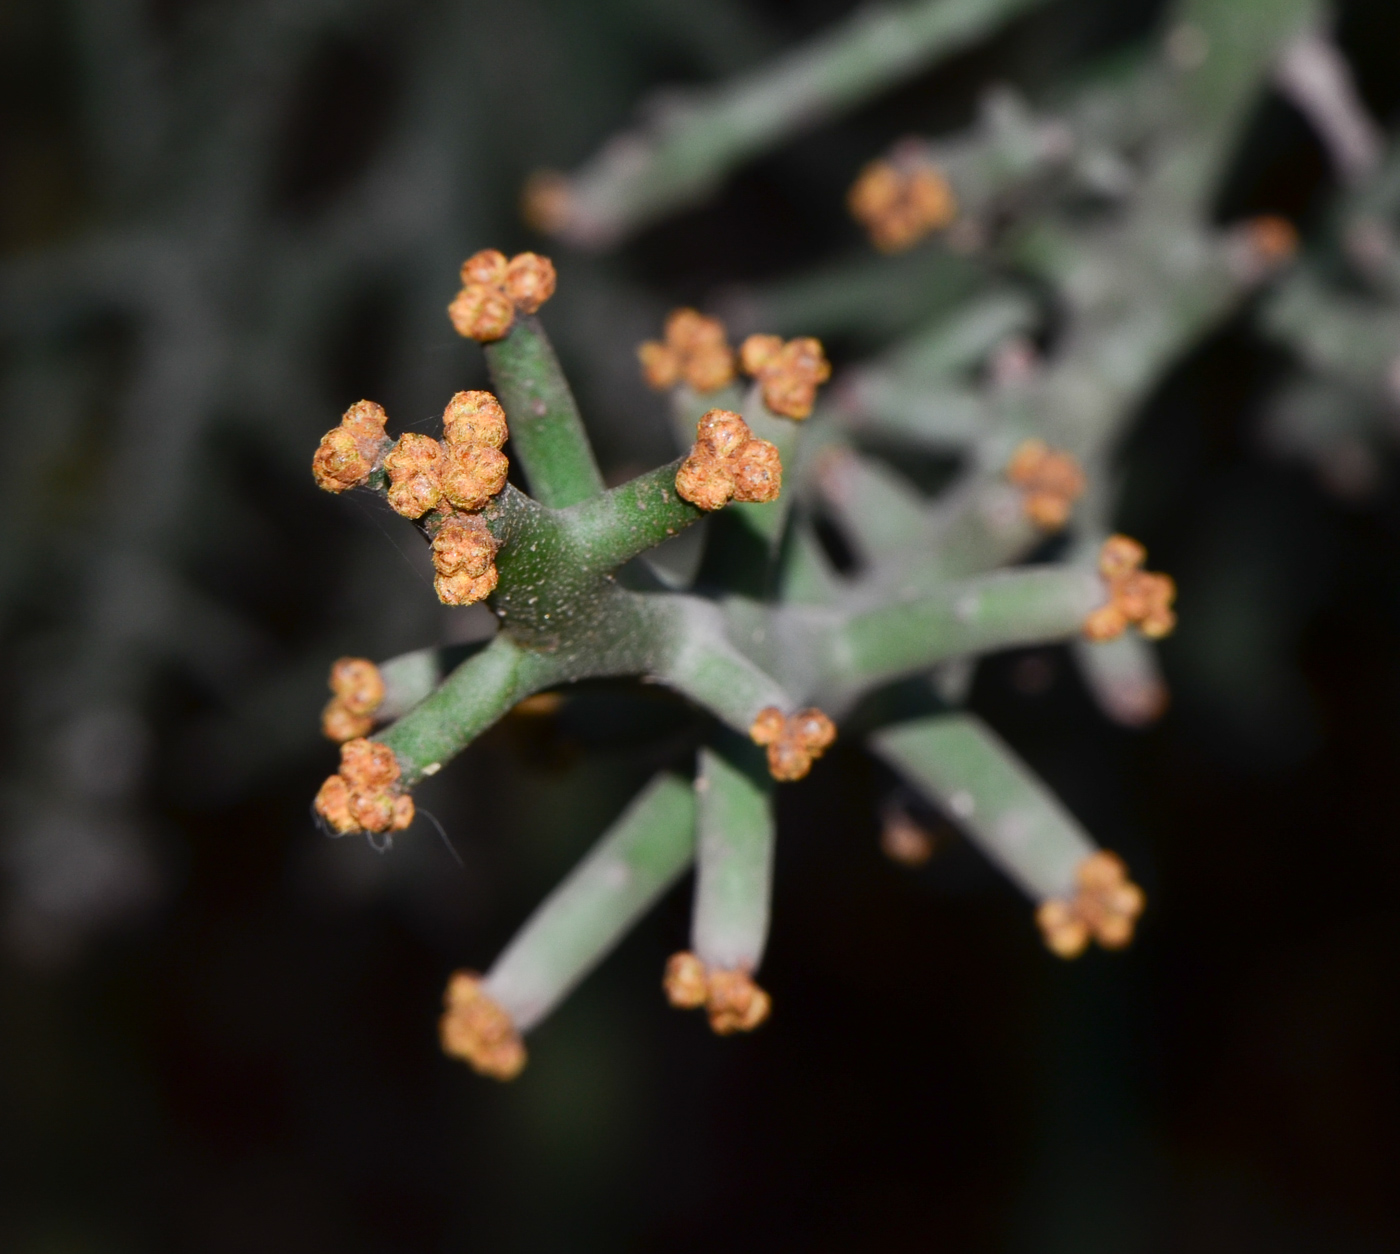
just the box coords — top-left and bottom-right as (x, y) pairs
(311, 399), (390, 492)
(383, 432), (445, 519)
(1036, 850), (1145, 958)
(448, 248), (559, 341)
(674, 409), (783, 511)
(431, 515), (499, 606)
(848, 159), (958, 253)
(749, 705), (836, 781)
(440, 971), (527, 1080)
(637, 308), (737, 394)
(1083, 535), (1176, 641)
(313, 737), (415, 836)
(1005, 438), (1087, 529)
(739, 334), (831, 419)
(663, 953), (771, 1034)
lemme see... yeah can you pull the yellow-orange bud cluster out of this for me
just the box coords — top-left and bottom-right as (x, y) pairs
(1083, 535), (1176, 641)
(439, 971), (526, 1080)
(431, 515), (499, 606)
(637, 308), (736, 393)
(675, 409), (783, 511)
(448, 249), (556, 342)
(1036, 850), (1145, 957)
(311, 400), (390, 493)
(663, 952), (771, 1034)
(1005, 438), (1086, 530)
(313, 738), (414, 836)
(848, 159), (957, 253)
(739, 334), (831, 420)
(749, 705), (836, 782)
(321, 657), (386, 742)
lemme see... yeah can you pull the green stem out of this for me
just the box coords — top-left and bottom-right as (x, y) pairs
(484, 772), (697, 1031)
(871, 712), (1096, 900)
(691, 742), (775, 970)
(823, 565), (1101, 695)
(376, 634), (560, 784)
(547, 0), (1056, 247)
(561, 458), (705, 571)
(484, 314), (605, 508)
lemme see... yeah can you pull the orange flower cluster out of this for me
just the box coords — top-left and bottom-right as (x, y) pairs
(847, 159), (958, 253)
(376, 391), (509, 606)
(674, 408), (783, 511)
(321, 657), (386, 742)
(1083, 535), (1176, 641)
(448, 248), (556, 342)
(1244, 214), (1299, 264)
(311, 399), (391, 493)
(1005, 438), (1086, 529)
(637, 308), (736, 394)
(663, 952), (771, 1034)
(749, 705), (836, 782)
(1035, 850), (1145, 958)
(439, 971), (526, 1080)
(313, 738), (414, 837)
(739, 334), (831, 419)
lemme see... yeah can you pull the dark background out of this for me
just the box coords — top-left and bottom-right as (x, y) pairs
(3, 0), (1400, 1249)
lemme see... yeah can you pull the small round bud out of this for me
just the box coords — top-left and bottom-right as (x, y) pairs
(739, 334), (783, 376)
(789, 708), (836, 753)
(767, 738), (815, 782)
(312, 427), (372, 492)
(330, 657), (386, 717)
(1083, 604), (1129, 642)
(1245, 215), (1298, 264)
(322, 699), (373, 743)
(314, 773), (357, 834)
(391, 794), (415, 832)
(434, 568), (499, 607)
(749, 707), (785, 746)
(339, 738), (399, 790)
(638, 341), (682, 390)
(442, 390), (508, 449)
(440, 442), (509, 512)
(675, 450), (736, 512)
(384, 433), (445, 518)
(440, 971), (527, 1080)
(1098, 535), (1146, 581)
(1036, 899), (1091, 958)
(696, 409), (751, 459)
(461, 249), (508, 286)
(432, 516), (497, 579)
(449, 283), (516, 341)
(663, 952), (709, 1008)
(503, 252), (557, 314)
(1086, 536), (1175, 641)
(704, 969), (771, 1035)
(880, 809), (935, 866)
(730, 439), (783, 504)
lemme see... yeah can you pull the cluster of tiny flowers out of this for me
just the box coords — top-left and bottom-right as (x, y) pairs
(638, 308), (737, 393)
(314, 738), (414, 837)
(1005, 438), (1087, 530)
(675, 408), (784, 511)
(663, 952), (772, 1034)
(1084, 535), (1177, 641)
(739, 334), (832, 420)
(847, 158), (958, 253)
(1036, 851), (1146, 957)
(448, 248), (557, 342)
(321, 657), (386, 742)
(749, 706), (837, 782)
(311, 400), (392, 493)
(439, 972), (527, 1080)
(384, 390), (509, 605)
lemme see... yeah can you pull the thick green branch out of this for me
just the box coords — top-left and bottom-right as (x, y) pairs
(871, 712), (1096, 900)
(484, 314), (605, 508)
(691, 743), (775, 971)
(544, 0), (1055, 248)
(484, 772), (697, 1032)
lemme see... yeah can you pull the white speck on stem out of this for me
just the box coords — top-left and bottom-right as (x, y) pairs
(422, 762), (442, 776)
